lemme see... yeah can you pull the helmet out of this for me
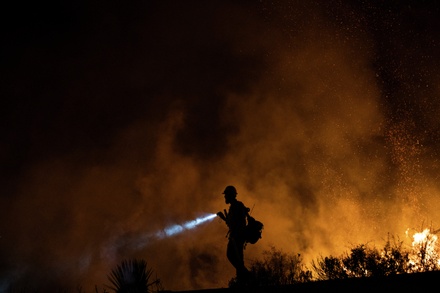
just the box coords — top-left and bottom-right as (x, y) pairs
(222, 185), (237, 196)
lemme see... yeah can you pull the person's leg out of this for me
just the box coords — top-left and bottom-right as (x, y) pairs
(228, 238), (249, 283)
(227, 238), (241, 271)
(236, 239), (250, 282)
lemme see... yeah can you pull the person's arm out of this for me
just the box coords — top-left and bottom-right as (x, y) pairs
(217, 209), (228, 222)
(217, 211), (226, 221)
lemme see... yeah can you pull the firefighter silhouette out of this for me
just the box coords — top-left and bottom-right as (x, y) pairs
(217, 185), (250, 283)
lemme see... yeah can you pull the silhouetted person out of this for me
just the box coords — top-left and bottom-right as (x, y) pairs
(217, 185), (250, 284)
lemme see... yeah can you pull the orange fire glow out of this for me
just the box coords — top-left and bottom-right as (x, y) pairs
(408, 228), (440, 272)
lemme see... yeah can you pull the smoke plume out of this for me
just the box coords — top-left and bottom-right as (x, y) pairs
(2, 0), (440, 291)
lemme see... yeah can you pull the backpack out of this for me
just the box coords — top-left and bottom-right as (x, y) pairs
(245, 215), (264, 244)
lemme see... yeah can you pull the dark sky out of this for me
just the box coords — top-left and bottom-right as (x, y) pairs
(2, 0), (440, 291)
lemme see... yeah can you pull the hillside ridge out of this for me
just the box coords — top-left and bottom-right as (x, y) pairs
(172, 271), (440, 293)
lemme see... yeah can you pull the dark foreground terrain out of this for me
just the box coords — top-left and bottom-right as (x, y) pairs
(173, 271), (440, 293)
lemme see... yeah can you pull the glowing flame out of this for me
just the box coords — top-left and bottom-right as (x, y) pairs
(408, 228), (440, 272)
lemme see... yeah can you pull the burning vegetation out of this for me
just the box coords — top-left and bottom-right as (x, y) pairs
(307, 227), (440, 281)
(229, 227), (440, 287)
(407, 228), (440, 272)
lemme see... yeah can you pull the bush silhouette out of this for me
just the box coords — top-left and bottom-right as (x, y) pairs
(312, 255), (348, 280)
(238, 229), (440, 287)
(231, 246), (312, 287)
(312, 236), (411, 280)
(106, 259), (162, 293)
